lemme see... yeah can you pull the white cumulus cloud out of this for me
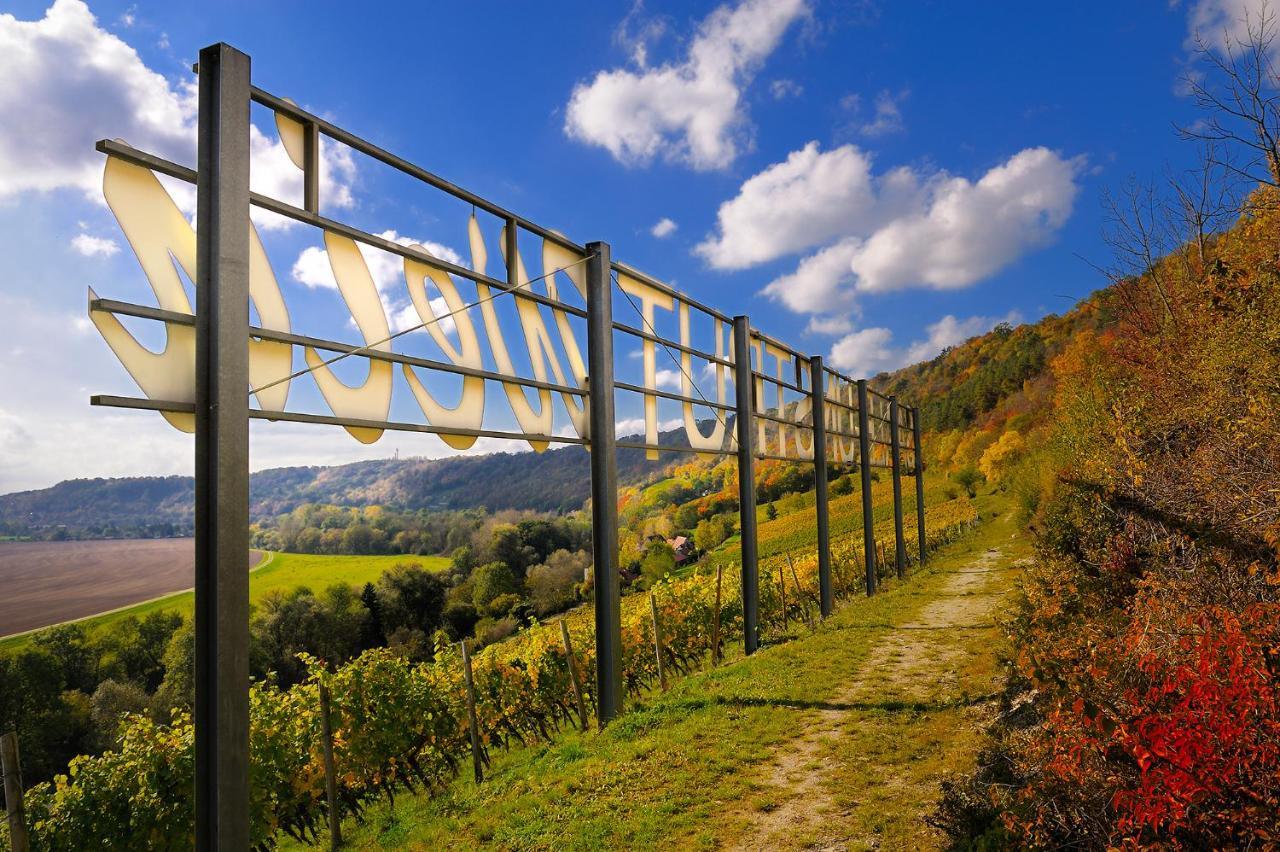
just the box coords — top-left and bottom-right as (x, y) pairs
(747, 146), (1080, 331)
(696, 142), (923, 269)
(0, 0), (355, 228)
(847, 147), (1082, 293)
(828, 327), (896, 377)
(564, 0), (809, 170)
(762, 236), (861, 314)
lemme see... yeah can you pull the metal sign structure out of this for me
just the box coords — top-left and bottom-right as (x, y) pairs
(87, 43), (926, 848)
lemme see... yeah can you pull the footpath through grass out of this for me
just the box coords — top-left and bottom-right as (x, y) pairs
(0, 551), (449, 653)
(291, 493), (1025, 851)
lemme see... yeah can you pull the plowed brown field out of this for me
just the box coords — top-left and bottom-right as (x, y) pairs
(0, 539), (262, 637)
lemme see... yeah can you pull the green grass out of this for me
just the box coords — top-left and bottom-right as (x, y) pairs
(284, 493), (1024, 851)
(0, 551), (449, 653)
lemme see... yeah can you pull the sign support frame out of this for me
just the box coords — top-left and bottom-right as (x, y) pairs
(193, 41), (253, 851)
(913, 406), (927, 565)
(856, 379), (876, 596)
(890, 396), (906, 579)
(733, 316), (759, 654)
(809, 357), (833, 617)
(585, 241), (623, 726)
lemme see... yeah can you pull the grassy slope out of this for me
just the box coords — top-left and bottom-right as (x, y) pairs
(0, 551), (449, 654)
(289, 492), (1023, 851)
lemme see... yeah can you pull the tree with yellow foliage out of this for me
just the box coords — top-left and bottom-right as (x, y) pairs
(977, 429), (1025, 484)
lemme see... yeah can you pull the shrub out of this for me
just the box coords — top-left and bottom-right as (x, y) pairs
(471, 561), (521, 612)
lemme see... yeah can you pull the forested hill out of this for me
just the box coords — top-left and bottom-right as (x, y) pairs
(0, 426), (696, 538)
(875, 294), (1105, 438)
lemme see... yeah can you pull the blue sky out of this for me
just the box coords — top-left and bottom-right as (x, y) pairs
(0, 0), (1246, 491)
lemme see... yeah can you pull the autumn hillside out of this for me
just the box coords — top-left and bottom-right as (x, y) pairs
(927, 183), (1280, 847)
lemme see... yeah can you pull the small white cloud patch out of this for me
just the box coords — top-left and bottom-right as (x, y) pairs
(650, 217), (678, 238)
(769, 78), (803, 99)
(654, 368), (683, 390)
(804, 315), (853, 336)
(858, 89), (908, 137)
(70, 233), (119, 257)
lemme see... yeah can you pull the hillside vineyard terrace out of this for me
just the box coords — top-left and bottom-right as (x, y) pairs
(86, 43), (926, 848)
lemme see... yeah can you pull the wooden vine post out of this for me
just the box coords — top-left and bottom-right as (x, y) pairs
(712, 563), (724, 665)
(779, 562), (788, 630)
(317, 684), (341, 850)
(459, 640), (484, 783)
(786, 553), (814, 629)
(559, 620), (589, 731)
(649, 592), (668, 691)
(1, 731), (28, 852)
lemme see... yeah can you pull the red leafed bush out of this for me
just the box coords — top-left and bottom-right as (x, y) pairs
(1110, 604), (1280, 841)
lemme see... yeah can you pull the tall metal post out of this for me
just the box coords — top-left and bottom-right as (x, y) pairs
(585, 241), (622, 726)
(733, 316), (759, 654)
(194, 42), (252, 851)
(890, 396), (906, 579)
(913, 406), (927, 565)
(809, 357), (832, 617)
(856, 380), (876, 595)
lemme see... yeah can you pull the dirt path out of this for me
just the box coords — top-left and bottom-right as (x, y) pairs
(728, 548), (1011, 851)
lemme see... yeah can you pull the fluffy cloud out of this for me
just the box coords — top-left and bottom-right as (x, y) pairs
(650, 217), (678, 238)
(0, 0), (191, 198)
(827, 312), (1022, 376)
(70, 233), (119, 257)
(564, 0), (809, 170)
(0, 0), (354, 226)
(748, 146), (1081, 322)
(847, 147), (1082, 293)
(762, 236), (861, 314)
(696, 142), (923, 269)
(827, 327), (895, 377)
